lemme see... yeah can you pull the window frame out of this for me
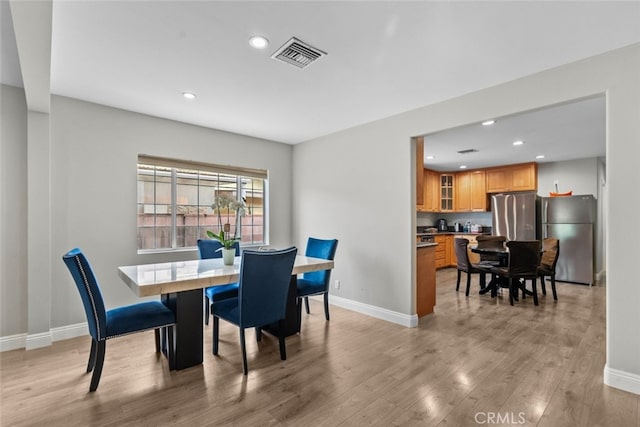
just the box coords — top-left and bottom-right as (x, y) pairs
(137, 155), (268, 254)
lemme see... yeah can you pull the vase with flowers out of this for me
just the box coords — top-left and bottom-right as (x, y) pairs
(206, 193), (249, 265)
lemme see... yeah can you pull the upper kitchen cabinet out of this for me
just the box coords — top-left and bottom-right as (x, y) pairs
(423, 169), (440, 212)
(440, 174), (454, 211)
(486, 162), (538, 193)
(416, 137), (424, 209)
(456, 170), (487, 211)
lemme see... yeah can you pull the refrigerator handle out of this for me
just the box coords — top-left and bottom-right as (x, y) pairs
(542, 199), (548, 224)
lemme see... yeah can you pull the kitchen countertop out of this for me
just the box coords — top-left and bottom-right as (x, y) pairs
(417, 242), (438, 248)
(417, 232), (491, 237)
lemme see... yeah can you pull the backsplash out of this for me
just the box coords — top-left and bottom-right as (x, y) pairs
(417, 211), (492, 228)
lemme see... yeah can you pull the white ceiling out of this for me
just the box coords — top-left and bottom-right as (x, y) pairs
(2, 1), (640, 150)
(423, 95), (606, 171)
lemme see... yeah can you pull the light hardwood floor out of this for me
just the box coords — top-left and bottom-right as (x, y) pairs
(1, 269), (638, 426)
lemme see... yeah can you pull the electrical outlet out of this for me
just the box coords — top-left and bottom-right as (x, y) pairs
(554, 180), (559, 186)
(334, 279), (340, 289)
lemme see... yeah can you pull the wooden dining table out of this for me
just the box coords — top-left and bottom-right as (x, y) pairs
(118, 255), (334, 370)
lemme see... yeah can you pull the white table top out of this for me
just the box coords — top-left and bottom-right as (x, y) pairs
(118, 255), (334, 297)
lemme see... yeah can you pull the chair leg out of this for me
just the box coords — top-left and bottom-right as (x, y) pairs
(551, 275), (558, 300)
(205, 295), (210, 325)
(465, 273), (471, 296)
(212, 316), (219, 355)
(87, 339), (97, 372)
(278, 319), (287, 361)
(531, 279), (539, 306)
(456, 270), (461, 291)
(89, 340), (106, 392)
(256, 327), (262, 341)
(508, 279), (514, 306)
(167, 325), (175, 370)
(479, 273), (486, 290)
(323, 292), (330, 321)
(154, 328), (161, 353)
(304, 296), (310, 314)
(540, 276), (547, 295)
(240, 328), (248, 375)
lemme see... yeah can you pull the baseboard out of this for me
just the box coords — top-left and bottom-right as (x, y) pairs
(0, 333), (27, 352)
(1, 322), (88, 352)
(324, 295), (419, 327)
(51, 322), (89, 342)
(604, 364), (640, 395)
(26, 332), (52, 350)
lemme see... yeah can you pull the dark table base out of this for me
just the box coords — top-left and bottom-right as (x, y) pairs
(161, 276), (301, 371)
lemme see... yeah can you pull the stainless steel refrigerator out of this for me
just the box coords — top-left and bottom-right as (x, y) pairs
(541, 195), (596, 285)
(491, 192), (540, 241)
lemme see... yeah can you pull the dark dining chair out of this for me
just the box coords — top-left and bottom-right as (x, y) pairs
(296, 237), (338, 321)
(454, 238), (487, 296)
(491, 240), (541, 306)
(197, 239), (240, 325)
(475, 235), (507, 267)
(62, 248), (175, 391)
(538, 238), (560, 300)
(211, 246), (297, 375)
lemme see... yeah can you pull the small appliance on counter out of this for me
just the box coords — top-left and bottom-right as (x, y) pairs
(453, 222), (462, 232)
(470, 224), (483, 233)
(437, 218), (448, 232)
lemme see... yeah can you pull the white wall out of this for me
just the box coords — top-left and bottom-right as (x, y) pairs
(1, 84), (28, 337)
(538, 157), (599, 196)
(292, 44), (640, 394)
(0, 92), (293, 344)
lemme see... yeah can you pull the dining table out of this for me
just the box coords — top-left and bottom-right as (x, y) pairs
(118, 255), (334, 370)
(471, 245), (539, 298)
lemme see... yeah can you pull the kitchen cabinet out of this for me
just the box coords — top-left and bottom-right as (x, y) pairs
(469, 170), (487, 211)
(447, 235), (456, 266)
(434, 235), (453, 268)
(417, 245), (436, 316)
(423, 169), (440, 212)
(451, 234), (481, 265)
(486, 162), (538, 193)
(434, 235), (446, 268)
(456, 170), (487, 212)
(440, 174), (454, 211)
(416, 137), (424, 208)
(455, 171), (470, 211)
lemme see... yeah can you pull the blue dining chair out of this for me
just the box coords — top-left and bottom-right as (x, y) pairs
(197, 239), (240, 325)
(296, 237), (338, 321)
(62, 248), (175, 391)
(211, 246), (297, 375)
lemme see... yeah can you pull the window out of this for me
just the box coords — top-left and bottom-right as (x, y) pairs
(137, 155), (267, 252)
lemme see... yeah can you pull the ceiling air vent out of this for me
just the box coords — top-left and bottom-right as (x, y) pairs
(271, 37), (326, 69)
(457, 149), (479, 154)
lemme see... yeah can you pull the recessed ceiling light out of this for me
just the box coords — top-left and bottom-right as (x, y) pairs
(536, 155), (545, 159)
(249, 35), (269, 49)
(426, 155), (435, 160)
(482, 120), (495, 126)
(459, 165), (467, 169)
(513, 140), (524, 146)
(182, 92), (196, 100)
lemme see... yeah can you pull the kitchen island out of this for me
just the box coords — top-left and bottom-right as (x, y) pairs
(417, 243), (437, 316)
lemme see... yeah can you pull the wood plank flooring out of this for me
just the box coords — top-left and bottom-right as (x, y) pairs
(2, 269), (638, 426)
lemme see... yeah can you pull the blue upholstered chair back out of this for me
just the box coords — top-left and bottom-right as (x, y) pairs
(62, 248), (107, 341)
(302, 238), (338, 285)
(238, 247), (297, 328)
(197, 239), (240, 259)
